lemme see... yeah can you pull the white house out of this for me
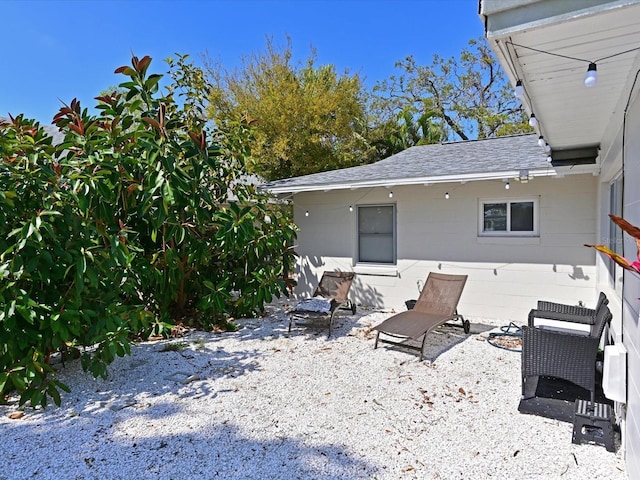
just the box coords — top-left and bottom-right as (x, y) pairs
(480, 0), (640, 474)
(263, 133), (601, 322)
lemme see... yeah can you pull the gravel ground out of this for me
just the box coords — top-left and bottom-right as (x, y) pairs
(0, 301), (628, 479)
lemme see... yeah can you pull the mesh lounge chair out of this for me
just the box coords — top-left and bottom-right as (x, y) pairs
(522, 292), (612, 406)
(372, 272), (469, 360)
(288, 271), (356, 337)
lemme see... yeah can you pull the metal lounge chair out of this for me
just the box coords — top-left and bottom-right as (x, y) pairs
(372, 272), (469, 360)
(288, 271), (356, 337)
(521, 292), (612, 406)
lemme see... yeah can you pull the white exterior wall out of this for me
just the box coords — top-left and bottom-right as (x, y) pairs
(608, 80), (640, 477)
(292, 174), (598, 323)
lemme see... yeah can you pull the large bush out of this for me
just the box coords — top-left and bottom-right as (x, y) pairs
(0, 55), (297, 406)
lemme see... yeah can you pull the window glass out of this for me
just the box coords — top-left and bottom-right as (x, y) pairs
(483, 203), (507, 231)
(511, 201), (534, 231)
(358, 205), (395, 263)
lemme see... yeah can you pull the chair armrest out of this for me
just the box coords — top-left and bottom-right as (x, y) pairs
(536, 300), (595, 317)
(528, 308), (595, 327)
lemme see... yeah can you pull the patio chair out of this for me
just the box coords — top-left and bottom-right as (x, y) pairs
(372, 272), (469, 360)
(521, 292), (612, 407)
(288, 271), (356, 337)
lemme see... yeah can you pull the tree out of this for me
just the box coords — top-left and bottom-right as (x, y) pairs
(370, 37), (531, 149)
(206, 37), (371, 181)
(0, 54), (297, 407)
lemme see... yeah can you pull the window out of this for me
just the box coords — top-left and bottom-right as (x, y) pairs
(608, 175), (623, 294)
(357, 204), (396, 264)
(479, 198), (538, 236)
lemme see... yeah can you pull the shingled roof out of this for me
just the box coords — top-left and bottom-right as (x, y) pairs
(261, 134), (598, 194)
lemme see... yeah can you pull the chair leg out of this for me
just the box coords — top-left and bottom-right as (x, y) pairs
(288, 315), (293, 333)
(522, 375), (539, 399)
(374, 331), (380, 349)
(419, 334), (427, 361)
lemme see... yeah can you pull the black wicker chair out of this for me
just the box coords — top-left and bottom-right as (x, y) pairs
(521, 293), (612, 406)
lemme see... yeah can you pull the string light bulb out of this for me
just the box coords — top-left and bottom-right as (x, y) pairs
(388, 191), (393, 198)
(445, 192), (450, 200)
(584, 63), (597, 87)
(545, 143), (551, 153)
(514, 80), (524, 99)
(505, 181), (510, 190)
(349, 205), (353, 212)
(305, 210), (309, 217)
(547, 155), (553, 163)
(529, 113), (537, 127)
(537, 136), (545, 147)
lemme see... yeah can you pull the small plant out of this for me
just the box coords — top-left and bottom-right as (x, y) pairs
(160, 342), (189, 352)
(193, 339), (206, 351)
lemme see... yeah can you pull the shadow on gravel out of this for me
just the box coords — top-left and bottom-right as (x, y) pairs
(1, 411), (378, 479)
(371, 321), (496, 363)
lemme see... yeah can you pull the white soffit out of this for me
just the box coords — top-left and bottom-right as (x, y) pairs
(486, 1), (640, 152)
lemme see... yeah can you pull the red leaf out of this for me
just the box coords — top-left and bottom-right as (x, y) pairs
(114, 65), (128, 74)
(610, 214), (640, 240)
(142, 117), (161, 132)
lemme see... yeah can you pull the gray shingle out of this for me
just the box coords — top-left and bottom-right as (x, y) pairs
(262, 134), (552, 192)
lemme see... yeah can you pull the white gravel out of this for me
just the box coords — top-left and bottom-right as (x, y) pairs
(0, 300), (628, 479)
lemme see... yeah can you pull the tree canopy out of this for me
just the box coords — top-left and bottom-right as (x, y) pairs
(369, 37), (532, 155)
(205, 37), (371, 181)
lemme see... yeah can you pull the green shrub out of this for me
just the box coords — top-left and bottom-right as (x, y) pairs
(0, 54), (297, 406)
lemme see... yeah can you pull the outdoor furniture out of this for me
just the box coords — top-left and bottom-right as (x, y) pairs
(288, 271), (356, 337)
(521, 293), (612, 407)
(372, 272), (469, 360)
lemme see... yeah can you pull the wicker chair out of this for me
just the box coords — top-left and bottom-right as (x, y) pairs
(521, 293), (611, 405)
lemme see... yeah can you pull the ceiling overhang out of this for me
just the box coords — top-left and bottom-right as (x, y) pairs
(480, 0), (640, 159)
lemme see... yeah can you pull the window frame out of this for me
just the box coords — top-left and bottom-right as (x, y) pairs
(356, 203), (397, 265)
(478, 197), (539, 237)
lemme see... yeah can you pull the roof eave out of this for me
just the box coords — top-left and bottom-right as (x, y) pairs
(260, 165), (598, 195)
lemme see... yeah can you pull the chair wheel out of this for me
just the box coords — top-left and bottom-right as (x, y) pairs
(463, 320), (470, 334)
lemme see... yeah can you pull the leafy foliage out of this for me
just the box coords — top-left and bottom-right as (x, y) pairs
(370, 37), (532, 152)
(205, 37), (371, 180)
(586, 214), (640, 275)
(0, 54), (297, 406)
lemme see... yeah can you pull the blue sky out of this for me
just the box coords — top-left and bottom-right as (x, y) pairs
(2, 0), (483, 123)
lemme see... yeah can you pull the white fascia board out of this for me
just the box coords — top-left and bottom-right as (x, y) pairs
(484, 0), (638, 39)
(262, 168), (570, 195)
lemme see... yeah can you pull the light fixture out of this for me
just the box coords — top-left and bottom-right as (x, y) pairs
(518, 169), (530, 183)
(529, 113), (537, 127)
(537, 136), (545, 148)
(445, 192), (450, 199)
(305, 210), (309, 217)
(349, 205), (353, 212)
(388, 191), (393, 198)
(505, 181), (510, 190)
(545, 143), (551, 153)
(584, 63), (597, 87)
(546, 155), (553, 163)
(515, 80), (524, 99)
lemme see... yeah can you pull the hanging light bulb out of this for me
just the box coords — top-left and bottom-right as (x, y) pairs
(545, 143), (551, 153)
(505, 181), (510, 190)
(529, 113), (537, 127)
(514, 80), (524, 99)
(584, 63), (597, 87)
(305, 210), (309, 217)
(537, 136), (545, 147)
(388, 191), (393, 198)
(547, 155), (553, 163)
(445, 192), (450, 200)
(349, 205), (353, 212)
